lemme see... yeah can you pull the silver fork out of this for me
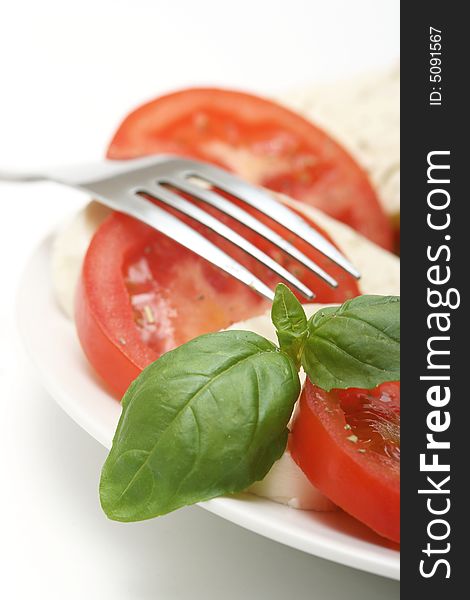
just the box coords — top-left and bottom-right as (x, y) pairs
(0, 155), (359, 301)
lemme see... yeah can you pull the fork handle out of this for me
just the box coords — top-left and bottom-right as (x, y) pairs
(0, 155), (174, 187)
(0, 165), (115, 186)
(0, 170), (46, 183)
(0, 163), (125, 186)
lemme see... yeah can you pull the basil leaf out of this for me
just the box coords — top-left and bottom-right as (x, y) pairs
(271, 283), (308, 368)
(302, 295), (400, 391)
(100, 330), (300, 522)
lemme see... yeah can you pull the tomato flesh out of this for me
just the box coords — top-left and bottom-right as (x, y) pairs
(338, 383), (400, 462)
(108, 88), (393, 250)
(290, 380), (400, 543)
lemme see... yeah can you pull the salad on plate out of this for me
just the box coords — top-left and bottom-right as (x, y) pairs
(48, 82), (400, 547)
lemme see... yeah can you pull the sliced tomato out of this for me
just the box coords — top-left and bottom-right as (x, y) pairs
(75, 204), (360, 398)
(290, 379), (400, 543)
(108, 88), (393, 250)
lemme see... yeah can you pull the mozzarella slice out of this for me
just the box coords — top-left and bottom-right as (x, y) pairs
(249, 450), (336, 511)
(51, 201), (111, 318)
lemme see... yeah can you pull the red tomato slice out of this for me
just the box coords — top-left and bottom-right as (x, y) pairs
(290, 379), (400, 543)
(75, 205), (360, 398)
(107, 88), (393, 250)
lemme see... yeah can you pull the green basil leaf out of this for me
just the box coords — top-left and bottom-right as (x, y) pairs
(100, 330), (300, 522)
(302, 295), (400, 391)
(271, 283), (308, 368)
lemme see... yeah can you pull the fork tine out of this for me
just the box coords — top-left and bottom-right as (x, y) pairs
(166, 177), (339, 288)
(92, 190), (275, 301)
(139, 184), (316, 299)
(179, 161), (361, 279)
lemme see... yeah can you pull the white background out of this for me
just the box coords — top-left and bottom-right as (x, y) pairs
(0, 1), (400, 598)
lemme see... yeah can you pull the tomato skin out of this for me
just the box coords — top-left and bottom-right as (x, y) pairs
(75, 217), (156, 396)
(75, 276), (143, 398)
(107, 88), (393, 250)
(290, 379), (400, 543)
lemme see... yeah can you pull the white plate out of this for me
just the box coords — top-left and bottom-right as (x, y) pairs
(17, 235), (400, 580)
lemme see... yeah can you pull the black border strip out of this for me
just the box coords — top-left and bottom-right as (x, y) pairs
(401, 3), (466, 594)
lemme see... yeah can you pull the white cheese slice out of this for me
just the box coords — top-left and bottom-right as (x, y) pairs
(51, 201), (111, 318)
(249, 450), (336, 511)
